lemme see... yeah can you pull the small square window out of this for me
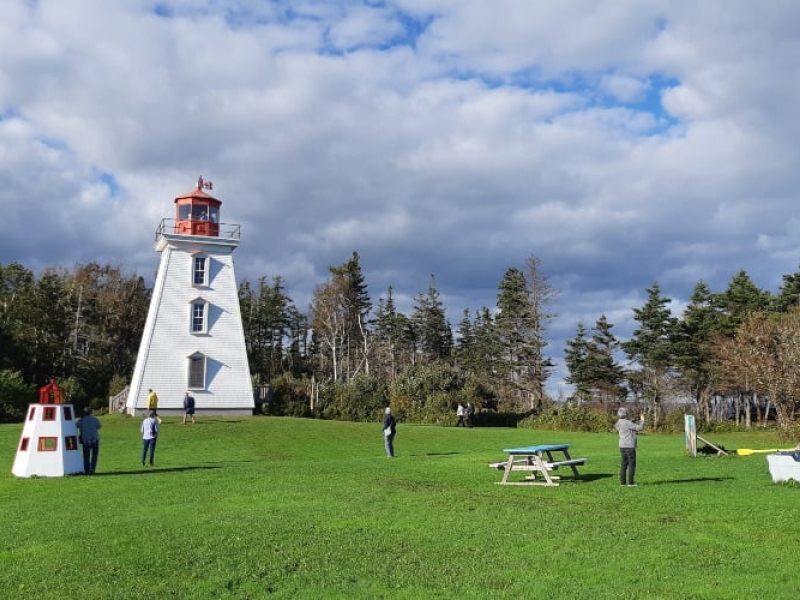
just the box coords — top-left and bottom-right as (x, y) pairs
(20, 438), (30, 452)
(43, 407), (57, 421)
(63, 406), (73, 420)
(28, 406), (36, 421)
(38, 437), (58, 451)
(65, 436), (78, 451)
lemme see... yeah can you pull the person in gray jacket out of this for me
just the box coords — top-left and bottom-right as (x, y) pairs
(141, 409), (160, 466)
(615, 407), (645, 487)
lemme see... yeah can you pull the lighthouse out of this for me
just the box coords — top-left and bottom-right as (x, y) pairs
(12, 380), (84, 477)
(126, 178), (253, 416)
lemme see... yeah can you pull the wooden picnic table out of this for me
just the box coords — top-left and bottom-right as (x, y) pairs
(493, 443), (587, 486)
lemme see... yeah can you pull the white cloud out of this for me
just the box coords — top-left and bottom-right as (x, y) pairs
(2, 0), (800, 393)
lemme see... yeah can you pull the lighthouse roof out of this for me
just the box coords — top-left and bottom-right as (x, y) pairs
(174, 188), (220, 203)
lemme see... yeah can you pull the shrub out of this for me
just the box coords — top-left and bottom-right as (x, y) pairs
(266, 376), (312, 418)
(475, 410), (524, 428)
(0, 369), (34, 423)
(327, 375), (388, 422)
(389, 363), (465, 413)
(522, 404), (613, 433)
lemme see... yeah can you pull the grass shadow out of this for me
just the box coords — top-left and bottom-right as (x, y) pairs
(93, 465), (223, 477)
(187, 419), (244, 424)
(646, 476), (735, 485)
(575, 473), (614, 483)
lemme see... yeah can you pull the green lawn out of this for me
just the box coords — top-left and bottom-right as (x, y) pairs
(1, 415), (798, 599)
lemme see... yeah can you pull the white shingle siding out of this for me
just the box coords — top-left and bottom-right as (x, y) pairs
(127, 233), (253, 415)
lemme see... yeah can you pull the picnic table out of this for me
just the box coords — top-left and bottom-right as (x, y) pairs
(492, 443), (587, 486)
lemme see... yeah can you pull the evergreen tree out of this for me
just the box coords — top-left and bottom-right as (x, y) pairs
(495, 256), (556, 411)
(410, 275), (453, 362)
(284, 304), (309, 377)
(586, 315), (626, 405)
(565, 316), (625, 405)
(674, 281), (723, 412)
(239, 275), (296, 382)
(564, 322), (592, 403)
(621, 282), (679, 425)
(716, 270), (771, 336)
(772, 263), (800, 313)
(455, 306), (500, 378)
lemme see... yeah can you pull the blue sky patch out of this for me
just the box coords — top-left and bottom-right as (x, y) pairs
(99, 172), (120, 198)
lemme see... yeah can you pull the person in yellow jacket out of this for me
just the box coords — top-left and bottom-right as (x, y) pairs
(147, 389), (162, 423)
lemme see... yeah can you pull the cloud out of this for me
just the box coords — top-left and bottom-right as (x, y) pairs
(2, 0), (800, 393)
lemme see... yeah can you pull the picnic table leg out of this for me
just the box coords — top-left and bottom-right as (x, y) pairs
(562, 448), (581, 478)
(536, 453), (557, 486)
(501, 455), (515, 484)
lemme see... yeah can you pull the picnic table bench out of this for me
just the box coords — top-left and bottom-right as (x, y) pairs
(490, 443), (587, 486)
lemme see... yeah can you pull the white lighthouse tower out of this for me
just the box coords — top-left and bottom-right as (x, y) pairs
(126, 178), (253, 416)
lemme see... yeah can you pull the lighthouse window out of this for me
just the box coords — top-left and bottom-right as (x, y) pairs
(193, 256), (208, 286)
(188, 353), (207, 389)
(191, 301), (208, 333)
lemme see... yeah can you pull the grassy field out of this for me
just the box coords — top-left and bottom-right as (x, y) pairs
(1, 414), (798, 599)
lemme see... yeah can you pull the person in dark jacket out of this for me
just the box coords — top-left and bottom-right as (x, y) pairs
(182, 391), (196, 424)
(76, 407), (101, 474)
(615, 407), (645, 487)
(466, 402), (475, 427)
(382, 407), (397, 458)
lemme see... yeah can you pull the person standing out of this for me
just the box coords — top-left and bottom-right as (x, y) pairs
(456, 403), (466, 427)
(466, 402), (475, 427)
(383, 407), (397, 458)
(141, 409), (160, 466)
(182, 391), (196, 424)
(76, 407), (101, 475)
(615, 407), (645, 487)
(147, 388), (162, 423)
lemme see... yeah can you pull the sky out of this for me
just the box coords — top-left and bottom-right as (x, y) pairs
(2, 1), (800, 396)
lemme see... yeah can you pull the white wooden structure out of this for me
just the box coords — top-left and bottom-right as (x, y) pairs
(12, 381), (83, 477)
(767, 453), (800, 483)
(126, 179), (253, 416)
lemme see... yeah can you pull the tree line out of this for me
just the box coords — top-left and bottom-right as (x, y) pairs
(2, 256), (800, 431)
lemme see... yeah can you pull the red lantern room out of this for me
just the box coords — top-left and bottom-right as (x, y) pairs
(174, 176), (221, 237)
(39, 379), (63, 404)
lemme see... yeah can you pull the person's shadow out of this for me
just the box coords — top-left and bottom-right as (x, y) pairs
(90, 466), (222, 477)
(646, 477), (734, 485)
